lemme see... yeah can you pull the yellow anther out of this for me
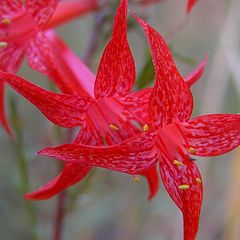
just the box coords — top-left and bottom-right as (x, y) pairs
(0, 42), (8, 48)
(178, 184), (190, 190)
(189, 147), (196, 154)
(173, 160), (184, 167)
(1, 19), (11, 24)
(196, 178), (202, 184)
(109, 124), (119, 131)
(133, 176), (141, 183)
(143, 124), (149, 131)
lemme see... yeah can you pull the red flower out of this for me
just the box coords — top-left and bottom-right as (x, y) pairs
(0, 0), (206, 201)
(0, 0), (98, 134)
(187, 0), (198, 14)
(37, 14), (240, 240)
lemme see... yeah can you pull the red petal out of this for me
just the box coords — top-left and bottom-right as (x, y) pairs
(187, 0), (198, 14)
(44, 30), (95, 97)
(159, 160), (202, 240)
(141, 165), (159, 200)
(118, 88), (152, 124)
(185, 54), (208, 87)
(157, 126), (202, 240)
(0, 44), (25, 73)
(94, 0), (136, 99)
(27, 33), (54, 76)
(134, 16), (193, 129)
(0, 45), (24, 135)
(181, 114), (240, 156)
(39, 132), (158, 174)
(0, 71), (93, 127)
(25, 0), (60, 26)
(0, 0), (23, 16)
(27, 32), (78, 94)
(46, 0), (99, 30)
(0, 82), (12, 135)
(25, 163), (91, 200)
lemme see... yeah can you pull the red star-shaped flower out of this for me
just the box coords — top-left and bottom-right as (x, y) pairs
(0, 0), (206, 201)
(0, 0), (99, 134)
(37, 14), (240, 240)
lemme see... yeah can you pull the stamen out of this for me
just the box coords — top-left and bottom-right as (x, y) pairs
(109, 124), (119, 131)
(0, 42), (8, 48)
(196, 178), (202, 184)
(1, 19), (11, 24)
(173, 160), (184, 167)
(143, 124), (149, 131)
(133, 176), (141, 183)
(189, 147), (196, 154)
(178, 184), (190, 190)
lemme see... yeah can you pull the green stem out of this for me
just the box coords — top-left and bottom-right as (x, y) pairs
(10, 96), (38, 240)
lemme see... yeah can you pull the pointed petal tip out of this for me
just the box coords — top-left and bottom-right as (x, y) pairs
(24, 193), (34, 200)
(24, 192), (48, 201)
(186, 53), (208, 87)
(147, 191), (157, 201)
(186, 0), (198, 15)
(37, 147), (53, 156)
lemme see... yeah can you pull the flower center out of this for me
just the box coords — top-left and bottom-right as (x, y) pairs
(84, 97), (141, 145)
(156, 123), (189, 159)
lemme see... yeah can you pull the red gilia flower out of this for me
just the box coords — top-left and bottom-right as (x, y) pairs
(0, 0), (206, 200)
(0, 0), (157, 200)
(0, 0), (98, 134)
(38, 15), (240, 240)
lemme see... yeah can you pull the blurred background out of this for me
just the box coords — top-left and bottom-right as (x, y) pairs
(0, 0), (240, 239)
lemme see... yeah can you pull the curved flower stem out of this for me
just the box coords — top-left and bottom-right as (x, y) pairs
(54, 191), (67, 240)
(9, 96), (38, 240)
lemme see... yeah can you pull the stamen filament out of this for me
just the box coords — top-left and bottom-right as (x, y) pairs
(189, 147), (196, 154)
(1, 19), (11, 24)
(143, 124), (149, 131)
(196, 178), (202, 184)
(109, 124), (119, 131)
(173, 160), (184, 166)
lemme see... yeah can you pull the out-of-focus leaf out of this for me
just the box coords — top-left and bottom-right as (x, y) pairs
(136, 52), (154, 89)
(172, 50), (196, 66)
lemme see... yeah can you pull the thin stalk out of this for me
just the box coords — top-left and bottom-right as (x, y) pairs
(52, 125), (75, 240)
(9, 96), (38, 240)
(53, 191), (66, 240)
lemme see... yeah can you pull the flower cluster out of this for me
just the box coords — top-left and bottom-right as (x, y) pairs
(0, 0), (239, 239)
